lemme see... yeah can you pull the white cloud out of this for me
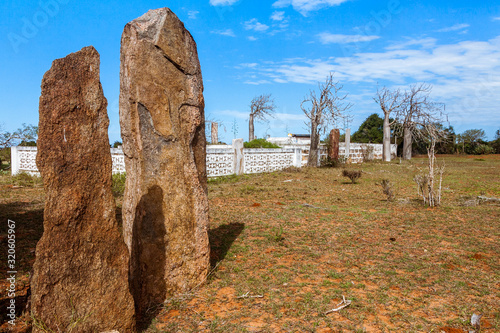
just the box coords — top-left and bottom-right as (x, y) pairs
(188, 10), (199, 19)
(211, 29), (236, 37)
(437, 23), (470, 32)
(237, 36), (500, 128)
(248, 36), (258, 41)
(215, 110), (248, 119)
(318, 32), (379, 44)
(386, 37), (437, 50)
(210, 0), (238, 6)
(245, 79), (272, 85)
(244, 37), (500, 85)
(244, 18), (269, 32)
(240, 63), (258, 68)
(271, 11), (285, 21)
(274, 113), (307, 121)
(273, 0), (350, 15)
(493, 17), (500, 21)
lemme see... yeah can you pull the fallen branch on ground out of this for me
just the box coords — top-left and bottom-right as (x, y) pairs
(302, 203), (323, 209)
(477, 195), (500, 203)
(236, 292), (264, 299)
(325, 295), (351, 314)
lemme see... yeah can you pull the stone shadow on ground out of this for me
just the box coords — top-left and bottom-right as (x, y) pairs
(208, 222), (245, 268)
(0, 202), (44, 323)
(130, 185), (167, 331)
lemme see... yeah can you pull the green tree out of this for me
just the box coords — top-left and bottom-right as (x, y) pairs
(457, 129), (486, 154)
(434, 125), (456, 154)
(351, 114), (384, 143)
(0, 123), (38, 167)
(112, 141), (122, 148)
(491, 129), (500, 154)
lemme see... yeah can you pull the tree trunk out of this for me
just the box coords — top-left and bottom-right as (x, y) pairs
(345, 128), (351, 160)
(382, 112), (391, 162)
(402, 126), (412, 160)
(307, 122), (319, 167)
(249, 114), (254, 141)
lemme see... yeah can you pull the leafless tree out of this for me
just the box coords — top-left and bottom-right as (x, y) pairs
(301, 73), (352, 167)
(414, 122), (446, 207)
(205, 115), (226, 144)
(398, 83), (446, 160)
(249, 94), (276, 141)
(374, 86), (405, 162)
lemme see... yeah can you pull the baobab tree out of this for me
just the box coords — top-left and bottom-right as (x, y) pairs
(398, 83), (446, 160)
(248, 94), (276, 141)
(301, 73), (352, 167)
(374, 86), (405, 162)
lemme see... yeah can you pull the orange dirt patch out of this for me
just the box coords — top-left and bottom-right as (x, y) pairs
(439, 327), (466, 333)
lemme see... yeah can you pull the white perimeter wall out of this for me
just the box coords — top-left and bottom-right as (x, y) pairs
(11, 141), (395, 177)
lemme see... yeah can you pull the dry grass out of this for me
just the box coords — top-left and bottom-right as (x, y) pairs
(0, 155), (499, 332)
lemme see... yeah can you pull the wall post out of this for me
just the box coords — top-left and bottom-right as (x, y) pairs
(10, 146), (20, 175)
(232, 138), (244, 175)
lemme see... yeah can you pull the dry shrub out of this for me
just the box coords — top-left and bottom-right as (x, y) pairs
(379, 179), (395, 201)
(282, 166), (302, 173)
(342, 169), (362, 184)
(321, 156), (347, 168)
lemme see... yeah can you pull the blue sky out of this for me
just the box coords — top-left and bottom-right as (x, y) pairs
(1, 0), (500, 144)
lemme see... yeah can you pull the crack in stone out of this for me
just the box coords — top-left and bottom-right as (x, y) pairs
(154, 45), (199, 76)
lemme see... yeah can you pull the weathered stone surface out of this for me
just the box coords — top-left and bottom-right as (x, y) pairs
(32, 46), (136, 332)
(233, 138), (244, 175)
(119, 8), (210, 317)
(211, 122), (218, 144)
(328, 129), (340, 160)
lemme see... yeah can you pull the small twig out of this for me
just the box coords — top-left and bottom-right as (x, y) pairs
(325, 295), (352, 314)
(189, 261), (221, 292)
(302, 203), (323, 209)
(236, 292), (264, 299)
(477, 195), (500, 203)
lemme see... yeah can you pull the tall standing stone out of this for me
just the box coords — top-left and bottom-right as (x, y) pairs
(328, 129), (340, 160)
(119, 8), (210, 318)
(32, 46), (136, 332)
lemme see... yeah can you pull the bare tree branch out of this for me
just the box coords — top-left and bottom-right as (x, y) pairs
(301, 73), (352, 166)
(374, 86), (406, 161)
(397, 83), (447, 159)
(249, 94), (276, 141)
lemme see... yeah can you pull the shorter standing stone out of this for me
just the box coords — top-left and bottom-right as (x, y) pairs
(211, 122), (218, 144)
(328, 129), (340, 160)
(32, 46), (136, 333)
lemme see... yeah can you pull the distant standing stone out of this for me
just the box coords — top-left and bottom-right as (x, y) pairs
(119, 8), (210, 318)
(32, 46), (136, 333)
(328, 129), (340, 160)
